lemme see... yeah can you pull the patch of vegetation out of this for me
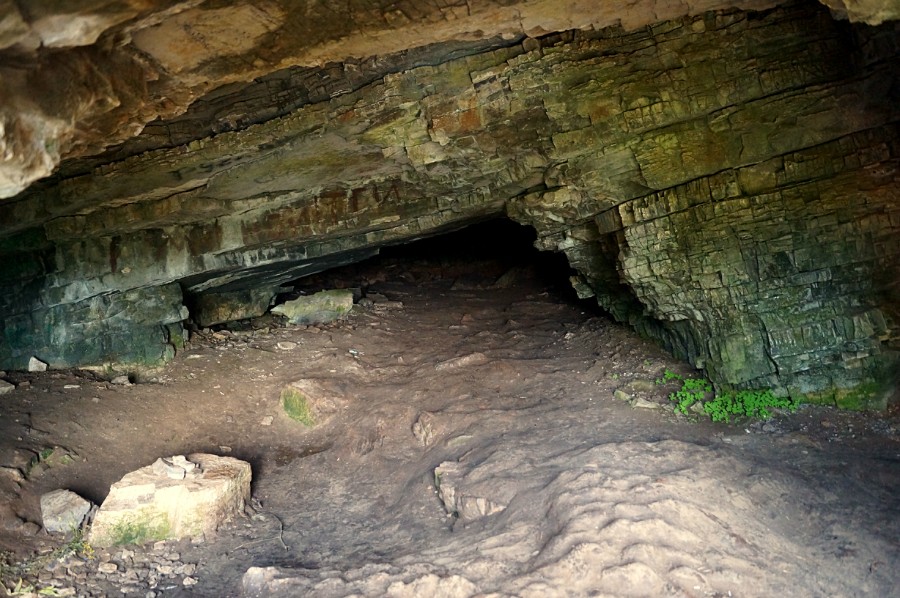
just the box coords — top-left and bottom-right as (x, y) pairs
(704, 389), (798, 423)
(25, 447), (77, 479)
(656, 369), (797, 422)
(657, 370), (711, 415)
(281, 387), (315, 426)
(1, 528), (95, 595)
(108, 516), (170, 546)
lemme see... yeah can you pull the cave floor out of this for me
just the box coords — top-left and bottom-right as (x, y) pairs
(1, 256), (899, 597)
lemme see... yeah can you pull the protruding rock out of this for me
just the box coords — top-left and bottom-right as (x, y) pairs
(40, 489), (94, 534)
(271, 290), (354, 325)
(88, 454), (251, 547)
(27, 356), (48, 372)
(0, 380), (13, 395)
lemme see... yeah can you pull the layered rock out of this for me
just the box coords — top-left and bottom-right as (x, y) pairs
(1, 0), (790, 200)
(0, 1), (898, 406)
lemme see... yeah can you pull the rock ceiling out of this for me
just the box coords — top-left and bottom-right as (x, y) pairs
(0, 0), (898, 408)
(1, 0), (895, 199)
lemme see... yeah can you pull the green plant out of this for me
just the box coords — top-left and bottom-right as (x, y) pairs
(704, 389), (798, 423)
(657, 369), (796, 423)
(0, 528), (94, 596)
(656, 368), (682, 384)
(668, 376), (713, 414)
(108, 517), (170, 545)
(281, 387), (315, 426)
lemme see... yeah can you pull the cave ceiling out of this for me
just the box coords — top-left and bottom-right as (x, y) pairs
(0, 0), (898, 408)
(1, 0), (897, 199)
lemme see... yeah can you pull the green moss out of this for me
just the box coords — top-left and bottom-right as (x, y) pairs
(281, 387), (315, 426)
(108, 515), (170, 546)
(793, 381), (889, 411)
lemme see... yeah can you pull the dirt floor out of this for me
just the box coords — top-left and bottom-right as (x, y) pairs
(1, 230), (899, 597)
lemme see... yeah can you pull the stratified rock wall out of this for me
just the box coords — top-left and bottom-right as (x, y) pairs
(0, 1), (897, 405)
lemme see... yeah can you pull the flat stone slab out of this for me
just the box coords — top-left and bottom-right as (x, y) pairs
(88, 453), (250, 547)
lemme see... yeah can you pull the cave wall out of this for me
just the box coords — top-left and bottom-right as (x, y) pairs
(0, 1), (898, 407)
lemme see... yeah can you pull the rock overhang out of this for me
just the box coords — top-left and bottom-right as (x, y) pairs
(0, 0), (898, 408)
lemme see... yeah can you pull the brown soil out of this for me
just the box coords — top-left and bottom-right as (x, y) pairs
(1, 249), (898, 597)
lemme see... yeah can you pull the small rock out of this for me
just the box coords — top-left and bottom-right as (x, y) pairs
(631, 397), (660, 410)
(92, 397), (100, 403)
(219, 445), (232, 453)
(0, 380), (14, 395)
(276, 341), (297, 350)
(98, 562), (119, 574)
(434, 352), (489, 371)
(613, 389), (631, 401)
(183, 576), (198, 586)
(0, 466), (24, 484)
(260, 415), (274, 426)
(28, 356), (48, 372)
(63, 384), (80, 389)
(690, 402), (706, 415)
(40, 489), (94, 533)
(111, 375), (132, 385)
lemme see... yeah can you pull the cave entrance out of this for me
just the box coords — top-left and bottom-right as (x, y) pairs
(282, 217), (591, 310)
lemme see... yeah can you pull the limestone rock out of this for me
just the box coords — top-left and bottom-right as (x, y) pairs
(28, 356), (47, 372)
(632, 397), (661, 410)
(0, 380), (13, 395)
(191, 287), (277, 327)
(0, 2), (897, 408)
(614, 389), (632, 402)
(271, 290), (354, 325)
(40, 489), (94, 534)
(435, 461), (508, 522)
(88, 454), (251, 547)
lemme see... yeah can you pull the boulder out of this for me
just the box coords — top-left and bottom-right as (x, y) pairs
(88, 453), (250, 547)
(40, 489), (94, 533)
(271, 290), (354, 325)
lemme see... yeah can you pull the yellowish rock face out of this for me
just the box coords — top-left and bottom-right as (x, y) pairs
(88, 454), (251, 547)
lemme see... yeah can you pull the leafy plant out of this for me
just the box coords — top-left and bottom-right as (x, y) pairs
(657, 369), (796, 422)
(704, 389), (798, 423)
(668, 376), (712, 414)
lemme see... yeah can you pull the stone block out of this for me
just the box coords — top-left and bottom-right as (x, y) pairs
(88, 453), (250, 547)
(40, 489), (94, 533)
(271, 289), (354, 325)
(191, 287), (277, 327)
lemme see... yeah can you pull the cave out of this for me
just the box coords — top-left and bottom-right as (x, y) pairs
(0, 0), (899, 596)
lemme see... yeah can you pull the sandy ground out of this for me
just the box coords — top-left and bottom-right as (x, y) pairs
(1, 245), (899, 597)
